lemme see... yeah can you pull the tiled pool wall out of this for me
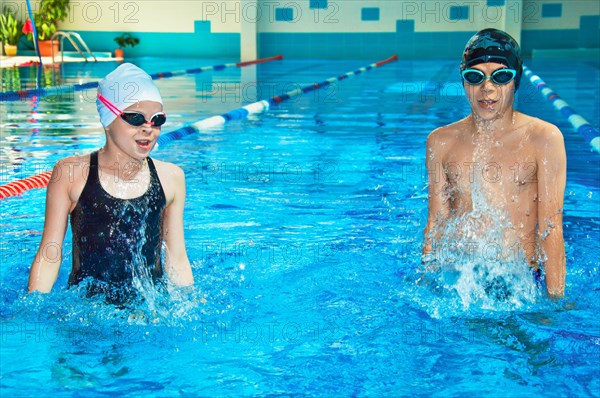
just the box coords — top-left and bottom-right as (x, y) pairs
(9, 0), (600, 59)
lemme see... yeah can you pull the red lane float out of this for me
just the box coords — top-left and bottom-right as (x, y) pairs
(0, 170), (53, 199)
(236, 55), (283, 67)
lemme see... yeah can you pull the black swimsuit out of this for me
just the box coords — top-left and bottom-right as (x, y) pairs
(69, 151), (166, 302)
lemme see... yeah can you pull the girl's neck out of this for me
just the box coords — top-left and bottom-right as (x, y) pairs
(98, 147), (147, 181)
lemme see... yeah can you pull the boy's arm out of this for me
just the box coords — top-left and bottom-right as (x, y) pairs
(536, 126), (567, 297)
(28, 162), (72, 293)
(162, 166), (194, 286)
(423, 131), (450, 258)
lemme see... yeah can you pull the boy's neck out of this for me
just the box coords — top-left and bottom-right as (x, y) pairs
(470, 108), (517, 138)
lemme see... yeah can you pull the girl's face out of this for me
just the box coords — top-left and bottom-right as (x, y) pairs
(105, 101), (164, 160)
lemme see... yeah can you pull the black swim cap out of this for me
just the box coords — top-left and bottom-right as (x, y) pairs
(460, 28), (523, 90)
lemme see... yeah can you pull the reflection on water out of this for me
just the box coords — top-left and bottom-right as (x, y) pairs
(1, 71), (93, 183)
(0, 64), (65, 92)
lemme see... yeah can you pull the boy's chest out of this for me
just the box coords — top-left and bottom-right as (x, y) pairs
(443, 143), (537, 189)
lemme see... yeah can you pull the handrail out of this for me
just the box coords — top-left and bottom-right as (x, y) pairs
(50, 31), (97, 63)
(51, 31), (85, 62)
(68, 32), (97, 62)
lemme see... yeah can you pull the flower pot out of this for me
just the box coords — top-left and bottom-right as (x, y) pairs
(114, 48), (124, 58)
(38, 40), (59, 57)
(4, 44), (18, 56)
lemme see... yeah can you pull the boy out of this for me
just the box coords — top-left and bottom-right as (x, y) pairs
(28, 63), (194, 301)
(423, 29), (567, 297)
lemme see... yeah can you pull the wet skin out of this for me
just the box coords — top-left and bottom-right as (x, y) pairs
(423, 62), (567, 297)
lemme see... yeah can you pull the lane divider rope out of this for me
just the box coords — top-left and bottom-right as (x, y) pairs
(0, 171), (53, 200)
(0, 55), (398, 200)
(523, 65), (600, 154)
(157, 55), (398, 146)
(0, 55), (283, 102)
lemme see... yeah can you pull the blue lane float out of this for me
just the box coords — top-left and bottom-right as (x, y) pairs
(0, 55), (283, 102)
(157, 55), (398, 147)
(523, 65), (600, 154)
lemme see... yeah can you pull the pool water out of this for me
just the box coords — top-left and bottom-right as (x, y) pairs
(1, 57), (599, 396)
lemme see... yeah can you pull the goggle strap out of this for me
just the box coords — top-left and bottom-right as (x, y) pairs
(98, 93), (166, 126)
(97, 93), (123, 118)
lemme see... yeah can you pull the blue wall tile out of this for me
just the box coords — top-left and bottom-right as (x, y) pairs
(361, 8), (380, 21)
(275, 8), (294, 22)
(487, 0), (505, 6)
(396, 20), (415, 33)
(579, 15), (600, 48)
(449, 6), (469, 20)
(310, 0), (327, 9)
(542, 3), (562, 18)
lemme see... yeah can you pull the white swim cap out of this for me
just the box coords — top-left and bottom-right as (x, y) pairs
(96, 63), (162, 128)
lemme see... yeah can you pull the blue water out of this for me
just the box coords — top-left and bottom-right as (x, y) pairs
(1, 57), (599, 397)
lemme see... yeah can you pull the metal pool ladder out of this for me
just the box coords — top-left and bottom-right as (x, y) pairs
(50, 31), (98, 63)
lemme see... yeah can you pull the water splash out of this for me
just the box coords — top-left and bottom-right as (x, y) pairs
(9, 254), (246, 330)
(421, 208), (541, 315)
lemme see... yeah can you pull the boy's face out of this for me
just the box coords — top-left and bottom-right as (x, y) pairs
(463, 62), (515, 123)
(107, 100), (163, 160)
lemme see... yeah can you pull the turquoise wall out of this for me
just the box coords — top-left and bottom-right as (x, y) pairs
(260, 22), (474, 59)
(67, 22), (239, 58)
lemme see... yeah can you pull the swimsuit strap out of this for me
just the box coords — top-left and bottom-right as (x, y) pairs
(80, 151), (100, 194)
(147, 157), (159, 182)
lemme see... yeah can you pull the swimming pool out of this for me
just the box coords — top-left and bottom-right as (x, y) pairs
(1, 57), (599, 396)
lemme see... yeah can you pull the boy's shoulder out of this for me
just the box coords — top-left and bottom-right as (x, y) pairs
(518, 113), (563, 144)
(427, 117), (469, 144)
(524, 114), (560, 134)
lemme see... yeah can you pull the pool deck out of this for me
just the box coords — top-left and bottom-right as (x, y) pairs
(0, 54), (121, 68)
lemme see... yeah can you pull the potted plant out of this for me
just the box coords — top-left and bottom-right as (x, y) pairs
(0, 8), (23, 56)
(24, 0), (70, 56)
(114, 33), (139, 58)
